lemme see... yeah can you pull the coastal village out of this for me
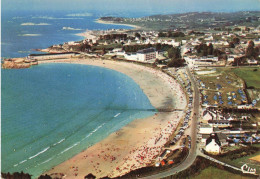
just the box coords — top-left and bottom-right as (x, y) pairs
(2, 11), (260, 179)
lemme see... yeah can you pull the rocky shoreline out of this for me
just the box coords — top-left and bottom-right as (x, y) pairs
(2, 58), (38, 69)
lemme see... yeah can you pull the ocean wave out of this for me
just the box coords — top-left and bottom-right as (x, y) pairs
(32, 16), (83, 20)
(29, 147), (50, 160)
(18, 50), (31, 53)
(21, 22), (51, 26)
(53, 138), (65, 146)
(13, 159), (27, 167)
(19, 160), (27, 164)
(39, 157), (53, 165)
(82, 123), (106, 141)
(66, 13), (92, 17)
(62, 27), (83, 31)
(19, 34), (41, 37)
(114, 113), (121, 118)
(12, 16), (24, 19)
(60, 142), (80, 154)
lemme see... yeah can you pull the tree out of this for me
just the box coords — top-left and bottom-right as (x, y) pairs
(245, 27), (250, 32)
(134, 32), (141, 38)
(233, 27), (241, 31)
(232, 37), (240, 44)
(172, 31), (185, 37)
(167, 58), (185, 67)
(207, 43), (213, 55)
(167, 47), (181, 59)
(85, 173), (96, 179)
(155, 43), (162, 51)
(167, 31), (172, 37)
(229, 42), (235, 48)
(158, 32), (165, 37)
(101, 48), (106, 56)
(38, 174), (52, 179)
(246, 40), (255, 58)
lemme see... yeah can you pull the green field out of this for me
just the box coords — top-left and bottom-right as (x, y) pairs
(196, 68), (245, 107)
(192, 166), (253, 179)
(231, 67), (260, 89)
(196, 67), (260, 107)
(216, 149), (260, 174)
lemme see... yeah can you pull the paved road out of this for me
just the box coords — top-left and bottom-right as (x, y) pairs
(140, 67), (200, 179)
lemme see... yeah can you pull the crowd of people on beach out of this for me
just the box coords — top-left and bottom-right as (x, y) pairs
(106, 65), (187, 177)
(109, 111), (183, 177)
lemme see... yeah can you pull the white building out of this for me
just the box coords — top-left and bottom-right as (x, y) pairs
(185, 56), (219, 67)
(247, 59), (258, 65)
(204, 36), (214, 41)
(205, 133), (221, 154)
(137, 47), (157, 61)
(124, 53), (138, 61)
(110, 48), (125, 56)
(199, 124), (213, 134)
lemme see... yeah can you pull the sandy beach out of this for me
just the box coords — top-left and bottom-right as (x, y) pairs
(76, 30), (97, 39)
(95, 19), (142, 30)
(41, 58), (187, 178)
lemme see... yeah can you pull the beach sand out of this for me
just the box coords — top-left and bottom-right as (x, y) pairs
(95, 19), (142, 30)
(41, 58), (187, 178)
(76, 30), (97, 39)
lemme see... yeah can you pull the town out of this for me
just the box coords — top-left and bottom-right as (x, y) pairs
(2, 11), (260, 179)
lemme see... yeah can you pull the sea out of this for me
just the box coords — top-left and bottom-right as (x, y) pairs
(1, 10), (156, 177)
(2, 1), (259, 177)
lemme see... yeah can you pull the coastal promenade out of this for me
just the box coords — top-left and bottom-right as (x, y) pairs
(140, 66), (200, 179)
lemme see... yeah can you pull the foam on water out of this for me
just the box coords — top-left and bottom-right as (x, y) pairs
(53, 138), (65, 146)
(28, 147), (50, 160)
(114, 113), (121, 118)
(60, 142), (80, 154)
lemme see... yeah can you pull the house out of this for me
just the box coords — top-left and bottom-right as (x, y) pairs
(208, 120), (232, 127)
(202, 109), (213, 121)
(204, 36), (214, 41)
(111, 48), (125, 56)
(247, 59), (258, 65)
(201, 132), (228, 146)
(199, 124), (213, 134)
(205, 133), (221, 154)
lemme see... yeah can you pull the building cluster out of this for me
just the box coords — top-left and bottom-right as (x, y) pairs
(198, 107), (259, 154)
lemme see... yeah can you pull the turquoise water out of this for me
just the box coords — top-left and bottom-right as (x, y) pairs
(1, 10), (156, 178)
(2, 63), (155, 177)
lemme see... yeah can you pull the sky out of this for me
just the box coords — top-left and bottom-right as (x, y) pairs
(2, 0), (260, 14)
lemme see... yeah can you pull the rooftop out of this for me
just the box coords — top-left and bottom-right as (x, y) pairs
(137, 47), (156, 54)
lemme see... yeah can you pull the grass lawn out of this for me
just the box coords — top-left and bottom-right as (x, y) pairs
(196, 68), (245, 107)
(192, 166), (252, 179)
(231, 67), (260, 89)
(196, 67), (260, 107)
(230, 67), (260, 107)
(217, 150), (260, 174)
